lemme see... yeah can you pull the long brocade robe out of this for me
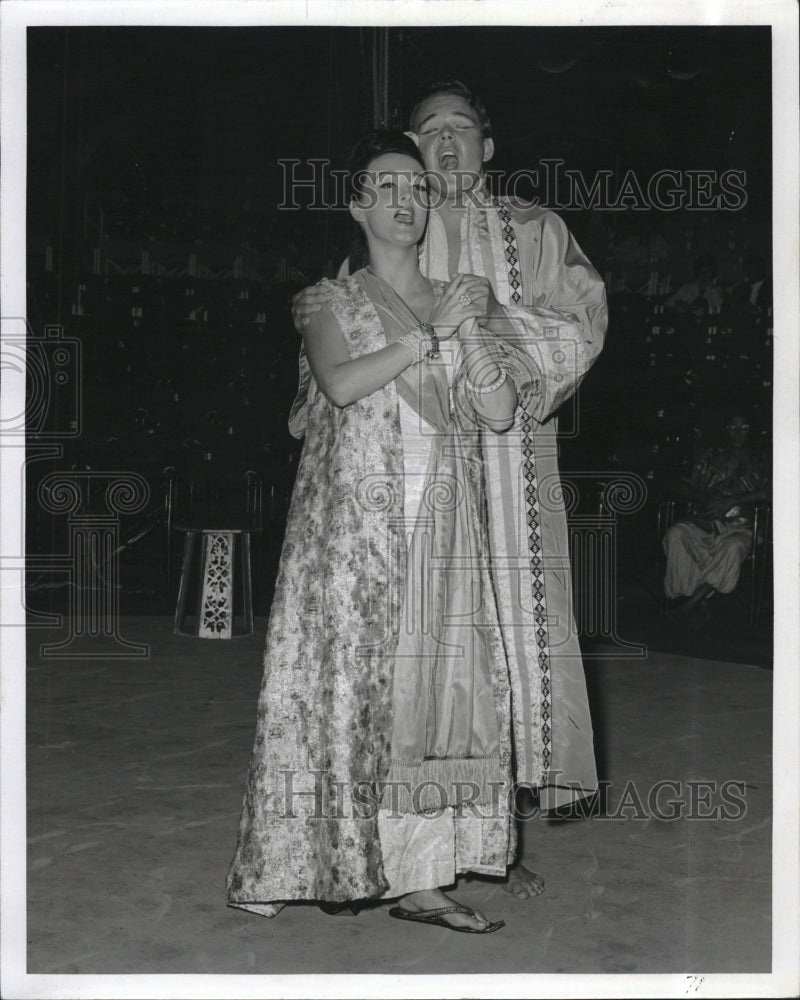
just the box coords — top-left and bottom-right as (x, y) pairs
(418, 191), (607, 806)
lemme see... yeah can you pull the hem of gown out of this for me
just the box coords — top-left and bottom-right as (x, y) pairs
(227, 900), (285, 918)
(457, 864), (507, 877)
(379, 862), (457, 899)
(538, 782), (599, 812)
(379, 864), (508, 899)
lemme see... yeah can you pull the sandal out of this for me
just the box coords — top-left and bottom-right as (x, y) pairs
(388, 903), (504, 934)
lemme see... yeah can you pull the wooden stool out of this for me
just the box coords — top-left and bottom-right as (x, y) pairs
(173, 526), (255, 638)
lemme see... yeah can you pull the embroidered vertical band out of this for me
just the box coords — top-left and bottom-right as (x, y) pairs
(518, 410), (553, 774)
(495, 199), (523, 305)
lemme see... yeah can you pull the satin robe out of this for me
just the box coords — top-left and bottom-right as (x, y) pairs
(417, 192), (607, 807)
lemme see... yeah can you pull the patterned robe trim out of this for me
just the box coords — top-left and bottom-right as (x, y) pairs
(462, 195), (553, 784)
(495, 198), (522, 304)
(518, 411), (553, 775)
(492, 197), (553, 776)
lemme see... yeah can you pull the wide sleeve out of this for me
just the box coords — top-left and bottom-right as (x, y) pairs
(527, 209), (608, 351)
(491, 209), (608, 424)
(489, 302), (591, 424)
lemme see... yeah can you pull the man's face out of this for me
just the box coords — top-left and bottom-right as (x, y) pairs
(408, 93), (494, 198)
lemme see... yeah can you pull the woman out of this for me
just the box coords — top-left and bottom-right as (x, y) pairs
(227, 131), (536, 932)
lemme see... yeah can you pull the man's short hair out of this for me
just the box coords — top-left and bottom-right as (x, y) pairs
(409, 78), (492, 139)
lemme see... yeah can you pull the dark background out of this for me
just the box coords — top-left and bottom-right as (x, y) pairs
(25, 25), (773, 660)
(27, 26), (771, 241)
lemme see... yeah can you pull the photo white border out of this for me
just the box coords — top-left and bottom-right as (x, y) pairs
(2, 2), (798, 998)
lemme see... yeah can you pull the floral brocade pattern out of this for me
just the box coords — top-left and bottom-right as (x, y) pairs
(226, 278), (406, 904)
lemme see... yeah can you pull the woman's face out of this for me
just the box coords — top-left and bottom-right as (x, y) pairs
(350, 152), (429, 249)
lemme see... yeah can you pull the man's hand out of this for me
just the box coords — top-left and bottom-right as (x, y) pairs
(291, 282), (328, 331)
(456, 274), (503, 321)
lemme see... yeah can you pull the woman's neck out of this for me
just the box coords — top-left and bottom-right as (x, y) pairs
(366, 242), (429, 300)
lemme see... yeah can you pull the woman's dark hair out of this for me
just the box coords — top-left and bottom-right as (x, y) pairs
(409, 78), (492, 139)
(346, 129), (426, 273)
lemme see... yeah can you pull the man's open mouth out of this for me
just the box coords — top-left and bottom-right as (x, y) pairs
(439, 150), (459, 170)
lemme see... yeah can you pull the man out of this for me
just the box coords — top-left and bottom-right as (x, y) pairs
(663, 414), (769, 616)
(292, 79), (608, 900)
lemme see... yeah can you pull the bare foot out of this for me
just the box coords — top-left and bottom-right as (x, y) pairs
(397, 888), (494, 931)
(499, 863), (545, 900)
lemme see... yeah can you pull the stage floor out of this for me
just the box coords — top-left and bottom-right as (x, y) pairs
(23, 616), (771, 976)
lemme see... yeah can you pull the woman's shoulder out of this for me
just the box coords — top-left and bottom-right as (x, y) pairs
(315, 275), (358, 293)
(309, 275), (366, 308)
(306, 274), (378, 337)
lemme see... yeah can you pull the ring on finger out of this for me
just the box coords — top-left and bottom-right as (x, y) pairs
(459, 292), (472, 307)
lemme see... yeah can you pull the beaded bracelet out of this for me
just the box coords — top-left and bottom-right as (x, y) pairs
(417, 322), (440, 360)
(397, 323), (440, 364)
(396, 330), (428, 364)
(465, 367), (508, 394)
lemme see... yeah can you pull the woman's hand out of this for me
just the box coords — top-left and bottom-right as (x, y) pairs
(453, 274), (502, 321)
(429, 273), (484, 340)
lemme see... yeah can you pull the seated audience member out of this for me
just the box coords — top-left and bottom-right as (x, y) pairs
(665, 254), (725, 315)
(662, 414), (769, 616)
